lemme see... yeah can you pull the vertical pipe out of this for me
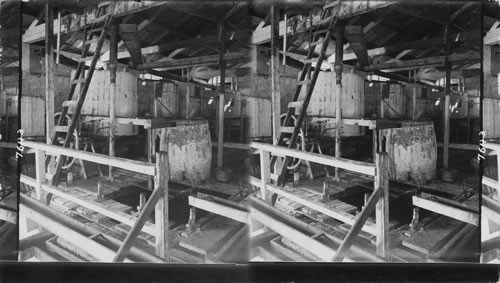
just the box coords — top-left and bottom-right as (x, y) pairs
(443, 25), (451, 169)
(334, 24), (344, 180)
(271, 5), (281, 146)
(109, 20), (118, 179)
(217, 21), (226, 168)
(45, 4), (55, 144)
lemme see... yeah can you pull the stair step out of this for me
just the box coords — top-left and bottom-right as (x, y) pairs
(62, 100), (77, 108)
(280, 127), (295, 134)
(297, 79), (311, 85)
(71, 78), (87, 85)
(54, 126), (69, 133)
(88, 27), (104, 34)
(310, 40), (323, 46)
(91, 14), (111, 24)
(313, 29), (329, 35)
(74, 56), (93, 62)
(288, 101), (304, 108)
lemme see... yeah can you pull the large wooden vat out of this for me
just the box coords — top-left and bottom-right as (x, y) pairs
(20, 96), (44, 137)
(159, 121), (212, 185)
(484, 98), (500, 139)
(74, 70), (138, 136)
(304, 71), (365, 137)
(381, 121), (437, 184)
(383, 84), (406, 119)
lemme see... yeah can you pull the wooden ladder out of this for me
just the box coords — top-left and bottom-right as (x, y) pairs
(47, 4), (113, 186)
(273, 1), (341, 185)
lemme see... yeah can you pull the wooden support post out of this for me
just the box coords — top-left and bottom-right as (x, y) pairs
(45, 4), (55, 144)
(334, 24), (344, 180)
(332, 184), (384, 262)
(271, 5), (281, 146)
(109, 19), (118, 180)
(56, 11), (61, 65)
(217, 21), (226, 168)
(113, 177), (166, 262)
(412, 86), (417, 120)
(34, 149), (46, 202)
(154, 152), (169, 260)
(283, 12), (287, 66)
(465, 92), (471, 144)
(375, 152), (389, 260)
(443, 25), (451, 170)
(260, 149), (271, 203)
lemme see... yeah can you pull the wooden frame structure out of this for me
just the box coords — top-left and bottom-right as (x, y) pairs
(482, 142), (500, 247)
(248, 141), (390, 261)
(19, 140), (170, 262)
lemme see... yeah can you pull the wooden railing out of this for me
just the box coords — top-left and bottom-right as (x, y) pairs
(247, 141), (389, 261)
(19, 140), (169, 262)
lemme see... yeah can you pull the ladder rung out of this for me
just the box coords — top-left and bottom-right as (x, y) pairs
(303, 59), (315, 64)
(90, 15), (110, 24)
(280, 127), (295, 134)
(62, 100), (78, 108)
(74, 56), (93, 62)
(89, 27), (104, 34)
(54, 126), (70, 133)
(317, 15), (335, 26)
(310, 40), (323, 46)
(288, 101), (304, 108)
(85, 38), (101, 45)
(71, 78), (86, 84)
(270, 173), (279, 181)
(297, 79), (311, 85)
(313, 29), (329, 35)
(97, 2), (111, 8)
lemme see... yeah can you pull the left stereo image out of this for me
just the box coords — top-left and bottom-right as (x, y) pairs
(0, 0), (20, 261)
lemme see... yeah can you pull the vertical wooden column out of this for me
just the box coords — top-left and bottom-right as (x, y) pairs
(109, 19), (118, 180)
(260, 149), (270, 203)
(412, 86), (417, 120)
(45, 4), (55, 144)
(35, 149), (46, 202)
(375, 152), (389, 259)
(271, 5), (281, 145)
(334, 24), (344, 180)
(154, 152), (169, 260)
(443, 25), (451, 169)
(217, 21), (226, 168)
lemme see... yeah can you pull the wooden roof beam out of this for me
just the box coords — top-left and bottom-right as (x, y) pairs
(22, 1), (166, 43)
(136, 51), (251, 71)
(363, 52), (480, 72)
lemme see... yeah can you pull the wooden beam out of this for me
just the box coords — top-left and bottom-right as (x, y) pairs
(23, 1), (165, 43)
(363, 52), (480, 71)
(136, 51), (249, 71)
(118, 24), (143, 66)
(188, 195), (248, 223)
(45, 4), (55, 144)
(22, 141), (155, 176)
(114, 176), (165, 262)
(375, 153), (389, 259)
(271, 5), (281, 145)
(249, 142), (376, 176)
(484, 23), (500, 45)
(412, 196), (479, 226)
(443, 26), (451, 170)
(332, 184), (384, 262)
(154, 152), (169, 260)
(343, 25), (369, 66)
(392, 4), (447, 25)
(334, 24), (344, 180)
(109, 20), (118, 180)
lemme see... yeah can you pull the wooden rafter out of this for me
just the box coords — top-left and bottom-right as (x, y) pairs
(137, 51), (250, 71)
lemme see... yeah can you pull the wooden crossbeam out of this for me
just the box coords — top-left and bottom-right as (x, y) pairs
(363, 52), (480, 71)
(118, 24), (143, 66)
(136, 51), (250, 70)
(344, 25), (369, 66)
(188, 195), (248, 223)
(412, 195), (479, 226)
